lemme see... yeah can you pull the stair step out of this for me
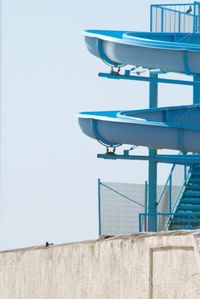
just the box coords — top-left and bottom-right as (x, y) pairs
(171, 218), (200, 225)
(191, 176), (200, 180)
(188, 180), (200, 185)
(192, 164), (200, 169)
(191, 170), (200, 177)
(177, 205), (200, 212)
(186, 185), (200, 191)
(169, 225), (200, 230)
(165, 165), (200, 231)
(184, 191), (200, 197)
(189, 178), (200, 184)
(176, 211), (200, 217)
(191, 166), (200, 170)
(181, 198), (200, 205)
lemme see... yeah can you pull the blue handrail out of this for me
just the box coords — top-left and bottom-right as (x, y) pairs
(151, 2), (200, 33)
(157, 159), (190, 215)
(170, 167), (192, 215)
(143, 161), (191, 232)
(153, 4), (195, 7)
(157, 163), (175, 208)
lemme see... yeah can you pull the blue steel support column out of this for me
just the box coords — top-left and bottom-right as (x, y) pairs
(193, 75), (200, 172)
(144, 181), (148, 231)
(150, 5), (153, 32)
(198, 4), (200, 33)
(148, 73), (158, 232)
(193, 75), (200, 105)
(194, 3), (197, 33)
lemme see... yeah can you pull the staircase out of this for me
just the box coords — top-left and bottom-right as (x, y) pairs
(169, 164), (200, 230)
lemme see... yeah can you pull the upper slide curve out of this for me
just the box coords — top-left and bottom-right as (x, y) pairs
(84, 30), (200, 75)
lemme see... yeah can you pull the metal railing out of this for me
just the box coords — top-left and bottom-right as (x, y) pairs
(150, 2), (200, 33)
(157, 164), (189, 212)
(139, 163), (191, 232)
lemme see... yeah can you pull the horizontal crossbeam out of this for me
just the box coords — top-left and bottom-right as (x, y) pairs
(97, 152), (200, 165)
(99, 72), (196, 86)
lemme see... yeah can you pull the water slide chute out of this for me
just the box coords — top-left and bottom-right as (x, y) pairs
(78, 105), (200, 153)
(79, 30), (200, 153)
(84, 30), (200, 75)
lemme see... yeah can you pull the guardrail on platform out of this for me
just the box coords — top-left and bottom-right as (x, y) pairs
(150, 2), (200, 33)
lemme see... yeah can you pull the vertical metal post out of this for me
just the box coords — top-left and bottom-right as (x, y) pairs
(169, 176), (172, 213)
(98, 178), (102, 236)
(139, 214), (142, 233)
(193, 3), (197, 32)
(161, 8), (164, 32)
(178, 12), (181, 33)
(193, 75), (200, 165)
(148, 73), (158, 232)
(144, 181), (148, 231)
(193, 75), (200, 104)
(184, 165), (187, 181)
(150, 5), (153, 32)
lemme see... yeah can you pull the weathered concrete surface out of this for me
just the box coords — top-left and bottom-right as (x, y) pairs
(0, 231), (200, 299)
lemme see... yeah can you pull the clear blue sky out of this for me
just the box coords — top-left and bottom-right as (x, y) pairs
(1, 0), (194, 250)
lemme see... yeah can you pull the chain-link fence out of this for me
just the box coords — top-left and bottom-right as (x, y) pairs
(98, 164), (188, 235)
(98, 181), (147, 235)
(98, 180), (179, 235)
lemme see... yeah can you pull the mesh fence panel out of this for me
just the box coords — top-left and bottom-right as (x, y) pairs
(100, 166), (186, 235)
(100, 182), (181, 235)
(100, 182), (145, 235)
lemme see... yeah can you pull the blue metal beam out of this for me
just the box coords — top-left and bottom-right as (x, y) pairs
(97, 153), (200, 165)
(99, 72), (195, 86)
(150, 5), (153, 32)
(148, 73), (158, 232)
(144, 181), (148, 231)
(193, 75), (200, 104)
(154, 6), (196, 17)
(151, 3), (196, 8)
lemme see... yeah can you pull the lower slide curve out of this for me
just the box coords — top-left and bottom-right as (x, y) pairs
(78, 105), (200, 153)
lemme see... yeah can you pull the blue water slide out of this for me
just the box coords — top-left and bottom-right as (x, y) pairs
(78, 105), (200, 153)
(84, 30), (200, 75)
(79, 30), (200, 153)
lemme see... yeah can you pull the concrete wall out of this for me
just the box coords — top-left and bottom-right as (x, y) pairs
(0, 231), (200, 299)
